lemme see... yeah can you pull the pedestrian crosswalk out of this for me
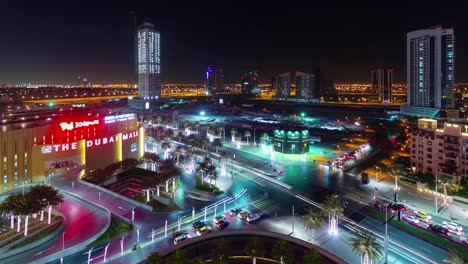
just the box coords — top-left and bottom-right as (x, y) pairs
(250, 197), (291, 217)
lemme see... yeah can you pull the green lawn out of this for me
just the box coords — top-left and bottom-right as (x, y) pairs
(89, 215), (133, 247)
(195, 175), (223, 195)
(361, 207), (468, 259)
(10, 219), (62, 249)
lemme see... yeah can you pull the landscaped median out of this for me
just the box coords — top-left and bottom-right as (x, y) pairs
(361, 206), (468, 259)
(89, 215), (133, 247)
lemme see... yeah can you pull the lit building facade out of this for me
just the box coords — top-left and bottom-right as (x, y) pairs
(411, 118), (467, 180)
(137, 22), (161, 99)
(273, 72), (291, 97)
(295, 72), (315, 98)
(403, 26), (455, 116)
(240, 71), (259, 95)
(204, 66), (224, 94)
(0, 113), (144, 193)
(370, 68), (393, 103)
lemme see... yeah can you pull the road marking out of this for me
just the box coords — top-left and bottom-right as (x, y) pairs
(117, 206), (126, 211)
(420, 247), (430, 252)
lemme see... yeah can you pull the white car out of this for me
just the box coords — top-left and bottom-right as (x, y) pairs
(403, 215), (420, 224)
(173, 234), (191, 245)
(442, 221), (463, 235)
(414, 211), (432, 223)
(246, 213), (261, 223)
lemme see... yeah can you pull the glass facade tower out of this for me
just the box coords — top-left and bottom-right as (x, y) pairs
(137, 22), (161, 98)
(407, 26), (455, 109)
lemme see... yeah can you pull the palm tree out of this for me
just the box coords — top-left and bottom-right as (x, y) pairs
(28, 185), (63, 224)
(146, 252), (164, 264)
(201, 139), (208, 150)
(260, 133), (269, 145)
(303, 209), (324, 243)
(213, 238), (229, 264)
(156, 116), (162, 126)
(212, 138), (223, 153)
(0, 194), (24, 231)
(230, 128), (237, 142)
(348, 233), (383, 264)
(194, 121), (200, 133)
(322, 195), (343, 234)
(177, 131), (184, 142)
(244, 130), (252, 145)
(217, 126), (224, 140)
(175, 146), (183, 165)
(245, 236), (265, 264)
(207, 164), (218, 187)
(272, 240), (292, 264)
(167, 248), (188, 264)
(207, 126), (215, 137)
(443, 249), (466, 264)
(302, 248), (323, 264)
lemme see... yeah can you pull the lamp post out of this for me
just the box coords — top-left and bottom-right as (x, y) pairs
(291, 204), (295, 234)
(383, 204), (394, 264)
(60, 231), (65, 264)
(435, 170), (439, 214)
(375, 166), (380, 184)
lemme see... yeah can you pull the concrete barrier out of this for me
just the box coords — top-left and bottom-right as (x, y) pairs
(155, 229), (346, 264)
(78, 178), (153, 212)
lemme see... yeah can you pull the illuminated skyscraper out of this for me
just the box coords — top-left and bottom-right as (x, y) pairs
(240, 71), (259, 95)
(370, 68), (393, 103)
(137, 22), (161, 98)
(204, 66), (223, 94)
(295, 72), (315, 98)
(403, 26), (455, 116)
(273, 72), (291, 97)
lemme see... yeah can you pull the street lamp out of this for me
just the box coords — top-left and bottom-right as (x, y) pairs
(375, 166), (380, 184)
(383, 203), (394, 264)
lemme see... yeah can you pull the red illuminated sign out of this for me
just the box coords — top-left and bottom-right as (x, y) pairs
(41, 131), (139, 154)
(59, 119), (100, 131)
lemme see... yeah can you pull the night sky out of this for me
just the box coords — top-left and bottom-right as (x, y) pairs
(1, 1), (468, 85)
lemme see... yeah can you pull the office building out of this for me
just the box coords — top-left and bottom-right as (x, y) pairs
(240, 71), (259, 95)
(370, 68), (393, 103)
(402, 26), (455, 117)
(411, 118), (467, 180)
(137, 22), (161, 99)
(273, 72), (291, 97)
(295, 72), (315, 98)
(204, 66), (224, 94)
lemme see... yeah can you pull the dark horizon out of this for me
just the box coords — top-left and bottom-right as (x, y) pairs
(1, 2), (468, 85)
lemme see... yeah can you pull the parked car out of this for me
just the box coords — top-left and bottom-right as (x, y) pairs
(216, 219), (229, 229)
(403, 215), (420, 224)
(429, 224), (450, 237)
(246, 213), (261, 223)
(414, 211), (432, 223)
(229, 208), (241, 216)
(238, 210), (249, 219)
